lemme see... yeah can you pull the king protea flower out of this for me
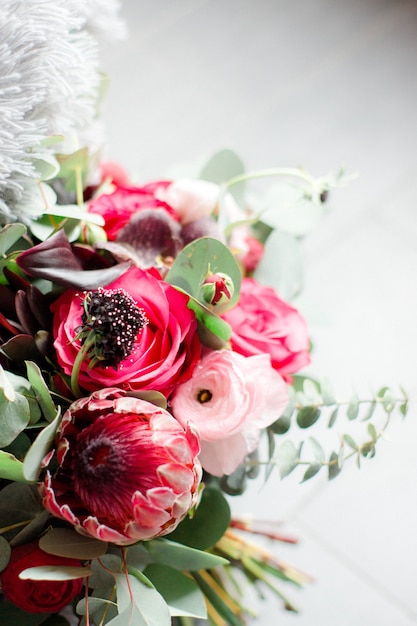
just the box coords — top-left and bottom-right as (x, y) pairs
(39, 388), (202, 545)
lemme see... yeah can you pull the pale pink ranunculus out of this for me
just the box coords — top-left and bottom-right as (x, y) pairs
(40, 388), (202, 546)
(222, 277), (311, 381)
(170, 350), (288, 476)
(161, 179), (242, 225)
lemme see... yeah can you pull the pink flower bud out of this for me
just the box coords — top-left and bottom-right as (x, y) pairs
(201, 272), (234, 306)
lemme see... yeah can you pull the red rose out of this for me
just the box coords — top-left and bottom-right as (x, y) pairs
(51, 266), (200, 396)
(0, 542), (83, 614)
(88, 181), (176, 240)
(222, 277), (311, 380)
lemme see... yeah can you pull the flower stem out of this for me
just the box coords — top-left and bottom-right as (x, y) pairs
(70, 332), (95, 397)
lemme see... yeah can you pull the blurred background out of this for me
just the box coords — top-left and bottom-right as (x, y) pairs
(100, 1), (417, 624)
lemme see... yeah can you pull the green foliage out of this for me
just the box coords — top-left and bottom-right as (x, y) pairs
(266, 379), (409, 482)
(167, 485), (231, 550)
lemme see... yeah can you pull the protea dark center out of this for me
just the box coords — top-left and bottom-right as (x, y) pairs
(80, 288), (148, 369)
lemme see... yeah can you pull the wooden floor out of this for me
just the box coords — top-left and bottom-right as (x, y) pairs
(101, 1), (417, 624)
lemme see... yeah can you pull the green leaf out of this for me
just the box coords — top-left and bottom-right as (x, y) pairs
(0, 223), (27, 256)
(275, 440), (298, 478)
(25, 361), (57, 422)
(39, 527), (108, 560)
(253, 181), (325, 236)
(327, 406), (339, 428)
(361, 401), (376, 421)
(270, 413), (292, 435)
(346, 394), (359, 420)
(200, 148), (245, 205)
(0, 389), (31, 447)
(145, 539), (228, 572)
(111, 572), (171, 626)
(56, 148), (89, 192)
(186, 296), (232, 344)
(254, 229), (303, 301)
(343, 434), (358, 450)
(31, 154), (61, 181)
(0, 601), (52, 626)
(165, 237), (241, 314)
(20, 564), (92, 580)
(144, 563), (207, 619)
(167, 486), (231, 550)
(367, 423), (377, 441)
(319, 377), (336, 405)
(192, 572), (243, 626)
(301, 462), (321, 482)
(328, 451), (342, 480)
(23, 408), (62, 482)
(296, 406), (321, 429)
(308, 437), (325, 462)
(0, 535), (11, 572)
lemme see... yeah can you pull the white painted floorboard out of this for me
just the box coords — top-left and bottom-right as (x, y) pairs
(101, 1), (417, 623)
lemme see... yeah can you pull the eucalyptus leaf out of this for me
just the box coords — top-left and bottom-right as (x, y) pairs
(270, 413), (292, 435)
(23, 408), (61, 482)
(39, 527), (108, 560)
(327, 406), (339, 428)
(20, 564), (92, 580)
(301, 462), (321, 482)
(76, 597), (117, 617)
(275, 440), (298, 479)
(144, 563), (207, 619)
(308, 437), (325, 462)
(253, 229), (303, 301)
(296, 406), (321, 429)
(328, 452), (342, 480)
(31, 154), (61, 181)
(346, 394), (359, 420)
(343, 434), (357, 450)
(361, 401), (376, 421)
(145, 538), (228, 571)
(166, 237), (241, 314)
(0, 223), (27, 256)
(112, 572), (171, 626)
(367, 423), (377, 441)
(200, 148), (245, 205)
(0, 389), (30, 447)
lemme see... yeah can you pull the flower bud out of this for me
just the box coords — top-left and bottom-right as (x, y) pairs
(201, 272), (234, 306)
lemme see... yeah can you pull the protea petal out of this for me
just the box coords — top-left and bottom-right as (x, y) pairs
(40, 388), (201, 545)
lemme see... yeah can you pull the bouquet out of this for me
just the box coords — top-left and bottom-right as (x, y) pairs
(0, 2), (408, 625)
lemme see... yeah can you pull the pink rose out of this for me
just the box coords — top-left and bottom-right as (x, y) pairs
(40, 388), (202, 545)
(222, 277), (311, 380)
(170, 350), (288, 476)
(0, 542), (84, 613)
(51, 266), (200, 396)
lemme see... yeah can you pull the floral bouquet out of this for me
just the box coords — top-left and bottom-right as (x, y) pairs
(0, 2), (408, 626)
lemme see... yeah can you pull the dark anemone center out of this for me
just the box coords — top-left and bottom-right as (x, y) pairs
(197, 388), (213, 403)
(79, 288), (148, 369)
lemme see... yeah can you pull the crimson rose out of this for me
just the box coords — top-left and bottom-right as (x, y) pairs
(0, 542), (83, 614)
(51, 266), (200, 396)
(222, 277), (311, 380)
